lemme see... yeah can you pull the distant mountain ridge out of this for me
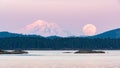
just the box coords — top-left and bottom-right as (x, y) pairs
(93, 28), (120, 38)
(0, 28), (120, 38)
(0, 31), (43, 38)
(0, 31), (22, 38)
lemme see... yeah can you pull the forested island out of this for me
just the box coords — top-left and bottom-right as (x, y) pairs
(0, 37), (120, 50)
(0, 28), (120, 50)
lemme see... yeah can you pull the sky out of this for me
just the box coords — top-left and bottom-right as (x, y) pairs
(0, 0), (120, 36)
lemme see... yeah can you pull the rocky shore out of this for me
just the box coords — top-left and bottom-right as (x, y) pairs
(0, 49), (28, 54)
(74, 50), (105, 54)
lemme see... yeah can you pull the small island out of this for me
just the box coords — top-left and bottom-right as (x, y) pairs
(0, 49), (28, 54)
(63, 52), (72, 53)
(74, 50), (105, 54)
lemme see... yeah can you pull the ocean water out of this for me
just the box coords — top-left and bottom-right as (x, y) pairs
(0, 50), (120, 68)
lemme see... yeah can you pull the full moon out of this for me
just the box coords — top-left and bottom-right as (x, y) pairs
(83, 24), (97, 36)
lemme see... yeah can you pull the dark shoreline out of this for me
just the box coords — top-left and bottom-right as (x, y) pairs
(74, 50), (105, 54)
(0, 50), (28, 54)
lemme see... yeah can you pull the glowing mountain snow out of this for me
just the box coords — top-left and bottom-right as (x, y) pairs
(21, 20), (71, 37)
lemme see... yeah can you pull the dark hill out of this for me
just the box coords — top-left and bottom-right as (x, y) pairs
(92, 28), (120, 38)
(0, 31), (43, 38)
(0, 31), (23, 38)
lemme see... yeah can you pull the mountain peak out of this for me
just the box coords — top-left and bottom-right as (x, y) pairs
(21, 20), (71, 37)
(33, 20), (47, 25)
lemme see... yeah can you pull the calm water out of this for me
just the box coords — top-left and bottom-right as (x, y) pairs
(0, 50), (120, 68)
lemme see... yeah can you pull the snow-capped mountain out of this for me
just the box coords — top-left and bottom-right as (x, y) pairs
(21, 20), (71, 37)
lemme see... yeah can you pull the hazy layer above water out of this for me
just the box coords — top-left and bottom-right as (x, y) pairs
(0, 50), (120, 68)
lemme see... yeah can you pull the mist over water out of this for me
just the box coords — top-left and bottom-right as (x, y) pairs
(0, 50), (120, 68)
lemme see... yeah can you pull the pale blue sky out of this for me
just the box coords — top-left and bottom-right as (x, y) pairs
(0, 0), (120, 36)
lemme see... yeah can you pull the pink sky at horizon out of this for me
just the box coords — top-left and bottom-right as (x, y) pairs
(0, 0), (120, 36)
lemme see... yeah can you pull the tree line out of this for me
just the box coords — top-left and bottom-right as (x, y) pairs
(0, 37), (120, 50)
